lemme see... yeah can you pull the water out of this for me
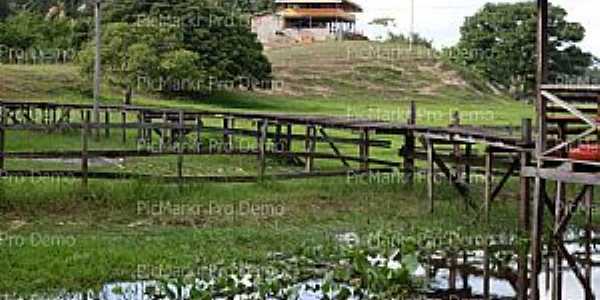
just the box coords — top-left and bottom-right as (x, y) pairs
(10, 232), (600, 300)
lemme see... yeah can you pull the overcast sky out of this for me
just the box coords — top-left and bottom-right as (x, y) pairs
(353, 0), (600, 57)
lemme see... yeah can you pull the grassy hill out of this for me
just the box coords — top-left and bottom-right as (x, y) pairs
(0, 41), (533, 126)
(266, 41), (486, 100)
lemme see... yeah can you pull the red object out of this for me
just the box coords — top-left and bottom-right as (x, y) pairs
(569, 144), (600, 161)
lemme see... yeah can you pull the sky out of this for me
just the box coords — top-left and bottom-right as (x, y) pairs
(352, 0), (600, 57)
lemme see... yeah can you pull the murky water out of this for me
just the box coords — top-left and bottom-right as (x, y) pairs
(12, 232), (600, 300)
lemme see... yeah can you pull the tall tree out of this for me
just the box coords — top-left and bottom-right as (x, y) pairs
(450, 2), (594, 97)
(79, 0), (271, 102)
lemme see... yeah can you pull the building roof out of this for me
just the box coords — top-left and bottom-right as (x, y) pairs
(274, 0), (363, 12)
(279, 8), (356, 21)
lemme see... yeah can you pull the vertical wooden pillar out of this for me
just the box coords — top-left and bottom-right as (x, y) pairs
(160, 112), (168, 152)
(532, 0), (549, 296)
(531, 175), (546, 300)
(104, 110), (110, 138)
(483, 238), (490, 300)
(195, 115), (202, 152)
(285, 124), (293, 153)
(274, 123), (283, 152)
(464, 144), (472, 184)
(177, 111), (184, 182)
(520, 119), (533, 229)
(518, 118), (533, 300)
(484, 148), (494, 223)
(137, 111), (143, 144)
(305, 125), (315, 173)
(121, 110), (127, 144)
(360, 128), (370, 171)
(258, 119), (268, 180)
(451, 111), (462, 181)
(585, 186), (594, 300)
(0, 105), (6, 176)
(223, 117), (233, 152)
(448, 252), (456, 290)
(426, 138), (435, 213)
(404, 101), (416, 184)
(81, 111), (90, 188)
(553, 182), (564, 300)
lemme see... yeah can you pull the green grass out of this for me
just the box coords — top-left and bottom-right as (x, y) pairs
(0, 177), (523, 293)
(0, 40), (543, 295)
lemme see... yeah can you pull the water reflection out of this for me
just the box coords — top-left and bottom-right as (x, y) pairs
(14, 231), (600, 300)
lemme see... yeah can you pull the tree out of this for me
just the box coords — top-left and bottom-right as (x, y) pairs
(80, 0), (271, 102)
(450, 2), (594, 98)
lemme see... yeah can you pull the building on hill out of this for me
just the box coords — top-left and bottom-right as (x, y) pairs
(251, 0), (363, 44)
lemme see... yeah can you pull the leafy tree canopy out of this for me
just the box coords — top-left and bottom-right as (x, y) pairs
(449, 2), (594, 97)
(79, 0), (271, 101)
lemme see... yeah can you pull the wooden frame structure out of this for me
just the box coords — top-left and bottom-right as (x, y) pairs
(524, 1), (599, 299)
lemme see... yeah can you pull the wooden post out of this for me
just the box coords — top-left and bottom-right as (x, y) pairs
(121, 110), (127, 144)
(0, 105), (6, 176)
(532, 1), (548, 297)
(585, 186), (594, 300)
(360, 128), (370, 171)
(223, 117), (232, 152)
(274, 123), (283, 152)
(518, 120), (532, 300)
(195, 115), (202, 152)
(81, 111), (90, 188)
(404, 101), (416, 184)
(464, 144), (472, 184)
(160, 112), (168, 152)
(285, 124), (293, 153)
(484, 148), (494, 223)
(104, 110), (110, 138)
(483, 238), (490, 300)
(553, 182), (564, 300)
(426, 138), (434, 213)
(177, 111), (184, 182)
(137, 111), (143, 144)
(520, 119), (533, 230)
(451, 111), (462, 181)
(258, 119), (267, 180)
(305, 125), (315, 172)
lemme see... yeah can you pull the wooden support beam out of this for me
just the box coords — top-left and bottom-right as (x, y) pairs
(451, 111), (463, 182)
(177, 111), (184, 182)
(520, 119), (533, 231)
(305, 125), (316, 172)
(426, 138), (435, 213)
(585, 186), (594, 300)
(274, 123), (283, 152)
(483, 239), (490, 300)
(137, 112), (143, 143)
(404, 101), (416, 184)
(490, 157), (520, 202)
(0, 106), (6, 176)
(160, 113), (168, 152)
(104, 110), (110, 138)
(531, 175), (545, 300)
(418, 138), (469, 194)
(195, 115), (202, 152)
(258, 119), (268, 180)
(223, 117), (234, 152)
(319, 128), (350, 168)
(553, 181), (565, 300)
(121, 110), (127, 144)
(81, 111), (90, 188)
(484, 149), (493, 223)
(360, 129), (370, 171)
